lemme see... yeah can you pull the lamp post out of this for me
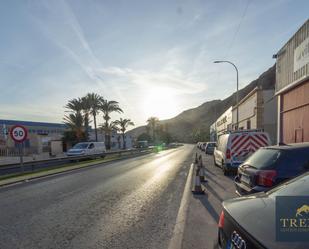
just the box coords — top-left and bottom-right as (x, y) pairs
(214, 60), (239, 129)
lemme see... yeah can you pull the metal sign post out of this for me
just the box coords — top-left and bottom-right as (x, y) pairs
(10, 125), (28, 173)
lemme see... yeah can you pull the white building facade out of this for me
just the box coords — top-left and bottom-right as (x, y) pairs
(232, 87), (277, 144)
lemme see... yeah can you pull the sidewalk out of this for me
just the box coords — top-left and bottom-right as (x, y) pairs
(182, 149), (237, 249)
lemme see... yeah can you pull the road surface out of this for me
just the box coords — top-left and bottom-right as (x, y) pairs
(0, 145), (194, 249)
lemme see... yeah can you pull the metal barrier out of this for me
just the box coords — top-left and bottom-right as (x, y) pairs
(0, 148), (154, 177)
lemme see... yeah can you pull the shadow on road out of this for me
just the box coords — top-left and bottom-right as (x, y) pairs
(202, 183), (224, 202)
(204, 172), (226, 190)
(193, 194), (220, 223)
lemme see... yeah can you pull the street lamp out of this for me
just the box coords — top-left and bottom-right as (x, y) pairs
(214, 60), (239, 129)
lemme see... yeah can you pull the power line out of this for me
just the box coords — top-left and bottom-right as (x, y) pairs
(225, 0), (251, 58)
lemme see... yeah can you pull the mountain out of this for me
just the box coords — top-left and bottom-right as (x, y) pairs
(128, 64), (276, 142)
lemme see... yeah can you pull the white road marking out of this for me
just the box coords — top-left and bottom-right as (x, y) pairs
(168, 163), (194, 249)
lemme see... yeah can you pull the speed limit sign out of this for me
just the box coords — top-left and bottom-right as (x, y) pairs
(10, 125), (28, 143)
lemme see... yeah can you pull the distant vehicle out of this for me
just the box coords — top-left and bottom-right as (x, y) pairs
(216, 172), (309, 249)
(213, 130), (271, 175)
(137, 140), (148, 148)
(201, 142), (207, 151)
(205, 142), (216, 155)
(235, 143), (309, 196)
(67, 142), (106, 157)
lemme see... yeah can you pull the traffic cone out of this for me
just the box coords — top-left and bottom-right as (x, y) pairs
(192, 165), (204, 194)
(199, 167), (208, 183)
(198, 155), (203, 167)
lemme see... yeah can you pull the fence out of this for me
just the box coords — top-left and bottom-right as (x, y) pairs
(0, 148), (154, 178)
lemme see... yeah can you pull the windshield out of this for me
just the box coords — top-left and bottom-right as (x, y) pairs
(242, 148), (281, 169)
(73, 143), (89, 149)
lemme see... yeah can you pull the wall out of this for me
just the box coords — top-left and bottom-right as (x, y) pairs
(215, 107), (232, 137)
(232, 90), (258, 129)
(262, 90), (277, 144)
(281, 81), (309, 143)
(276, 19), (309, 94)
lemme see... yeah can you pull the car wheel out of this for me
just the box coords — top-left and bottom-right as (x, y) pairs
(222, 161), (229, 175)
(213, 157), (218, 166)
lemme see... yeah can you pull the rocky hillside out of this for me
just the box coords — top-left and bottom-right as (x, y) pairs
(128, 64), (276, 142)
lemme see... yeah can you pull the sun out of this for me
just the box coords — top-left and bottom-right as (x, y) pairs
(142, 87), (178, 120)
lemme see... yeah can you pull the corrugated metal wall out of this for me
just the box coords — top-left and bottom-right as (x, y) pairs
(281, 81), (309, 143)
(276, 19), (309, 93)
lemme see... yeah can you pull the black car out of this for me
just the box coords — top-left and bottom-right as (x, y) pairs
(216, 172), (309, 249)
(234, 143), (309, 196)
(205, 142), (216, 155)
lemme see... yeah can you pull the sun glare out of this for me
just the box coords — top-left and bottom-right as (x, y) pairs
(142, 87), (178, 120)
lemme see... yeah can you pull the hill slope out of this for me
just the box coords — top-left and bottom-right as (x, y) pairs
(128, 65), (276, 142)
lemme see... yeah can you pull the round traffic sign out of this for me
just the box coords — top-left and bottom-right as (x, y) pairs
(10, 125), (28, 143)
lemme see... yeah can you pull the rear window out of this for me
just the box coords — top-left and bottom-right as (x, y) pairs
(242, 148), (281, 169)
(268, 172), (309, 197)
(207, 143), (215, 147)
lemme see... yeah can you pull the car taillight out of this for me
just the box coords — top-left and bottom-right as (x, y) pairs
(256, 170), (277, 187)
(218, 210), (224, 228)
(226, 149), (231, 159)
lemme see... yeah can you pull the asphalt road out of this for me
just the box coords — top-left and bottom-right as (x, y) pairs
(0, 145), (194, 249)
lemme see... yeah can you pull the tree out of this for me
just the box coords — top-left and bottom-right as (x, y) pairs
(84, 93), (103, 142)
(137, 133), (152, 142)
(100, 99), (123, 149)
(114, 118), (135, 149)
(147, 117), (159, 143)
(100, 121), (118, 149)
(64, 98), (87, 143)
(63, 113), (85, 142)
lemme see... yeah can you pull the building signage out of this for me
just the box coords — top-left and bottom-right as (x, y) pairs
(294, 37), (309, 72)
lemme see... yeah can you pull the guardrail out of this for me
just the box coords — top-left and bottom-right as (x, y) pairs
(0, 148), (154, 177)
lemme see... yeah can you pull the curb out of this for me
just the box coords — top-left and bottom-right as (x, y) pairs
(0, 151), (154, 188)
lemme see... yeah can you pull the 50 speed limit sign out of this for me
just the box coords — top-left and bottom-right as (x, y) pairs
(10, 125), (28, 143)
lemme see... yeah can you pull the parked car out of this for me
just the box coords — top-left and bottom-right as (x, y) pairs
(235, 142), (309, 196)
(213, 130), (271, 175)
(205, 142), (216, 155)
(67, 142), (106, 157)
(201, 142), (207, 151)
(216, 172), (309, 249)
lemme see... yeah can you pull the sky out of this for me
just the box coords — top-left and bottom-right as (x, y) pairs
(0, 0), (308, 128)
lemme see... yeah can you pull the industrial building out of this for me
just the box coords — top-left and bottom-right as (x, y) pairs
(0, 119), (66, 155)
(274, 19), (309, 143)
(88, 130), (133, 150)
(210, 107), (233, 141)
(232, 87), (277, 144)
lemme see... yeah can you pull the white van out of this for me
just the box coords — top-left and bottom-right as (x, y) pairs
(213, 130), (271, 175)
(67, 142), (106, 157)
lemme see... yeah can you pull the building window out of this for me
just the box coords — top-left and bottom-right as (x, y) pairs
(247, 120), (251, 130)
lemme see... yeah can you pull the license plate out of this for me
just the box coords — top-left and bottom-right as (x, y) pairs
(226, 240), (237, 249)
(240, 174), (250, 185)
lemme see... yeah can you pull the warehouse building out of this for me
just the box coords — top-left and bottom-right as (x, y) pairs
(0, 119), (66, 155)
(210, 107), (233, 141)
(274, 19), (309, 143)
(232, 87), (277, 144)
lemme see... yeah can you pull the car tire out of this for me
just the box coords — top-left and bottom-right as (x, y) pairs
(222, 161), (229, 175)
(213, 157), (218, 166)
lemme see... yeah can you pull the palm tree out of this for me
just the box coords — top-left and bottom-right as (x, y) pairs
(100, 121), (119, 149)
(65, 98), (84, 113)
(84, 93), (103, 142)
(147, 117), (159, 142)
(100, 99), (123, 149)
(114, 118), (135, 149)
(81, 96), (92, 140)
(63, 113), (85, 142)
